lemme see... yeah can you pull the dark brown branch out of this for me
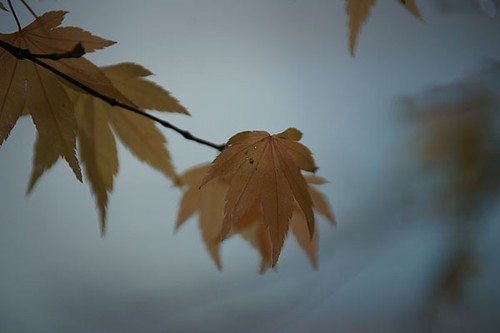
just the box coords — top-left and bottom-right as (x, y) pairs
(30, 42), (86, 60)
(7, 0), (22, 32)
(19, 0), (38, 19)
(0, 40), (225, 152)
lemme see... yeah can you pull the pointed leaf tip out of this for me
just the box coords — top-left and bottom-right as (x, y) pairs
(346, 0), (422, 56)
(277, 128), (303, 141)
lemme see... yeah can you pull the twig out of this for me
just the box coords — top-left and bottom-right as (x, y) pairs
(0, 40), (226, 152)
(19, 0), (38, 19)
(6, 42), (86, 60)
(7, 0), (22, 32)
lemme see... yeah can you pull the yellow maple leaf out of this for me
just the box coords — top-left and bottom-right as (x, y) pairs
(28, 62), (187, 232)
(201, 128), (317, 265)
(0, 11), (122, 181)
(101, 63), (188, 180)
(74, 94), (118, 232)
(346, 0), (421, 56)
(26, 134), (60, 192)
(101, 63), (188, 115)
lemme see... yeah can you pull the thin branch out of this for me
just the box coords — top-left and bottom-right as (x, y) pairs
(29, 42), (86, 60)
(19, 0), (37, 19)
(0, 40), (226, 152)
(7, 0), (21, 32)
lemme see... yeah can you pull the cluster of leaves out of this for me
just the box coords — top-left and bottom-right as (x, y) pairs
(176, 129), (334, 271)
(0, 3), (334, 270)
(0, 10), (187, 233)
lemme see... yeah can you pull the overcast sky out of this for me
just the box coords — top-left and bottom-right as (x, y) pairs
(1, 1), (499, 332)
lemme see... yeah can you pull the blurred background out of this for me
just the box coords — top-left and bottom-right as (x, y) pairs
(0, 0), (499, 332)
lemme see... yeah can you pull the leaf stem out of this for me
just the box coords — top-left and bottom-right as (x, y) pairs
(7, 0), (22, 32)
(0, 40), (225, 152)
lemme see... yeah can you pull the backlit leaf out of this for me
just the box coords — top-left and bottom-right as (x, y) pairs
(27, 60), (183, 230)
(109, 108), (176, 179)
(202, 128), (317, 266)
(346, 0), (376, 56)
(102, 63), (189, 115)
(74, 94), (118, 234)
(25, 61), (82, 181)
(26, 134), (60, 193)
(0, 10), (126, 181)
(289, 175), (335, 269)
(176, 163), (226, 270)
(176, 165), (334, 271)
(237, 175), (334, 271)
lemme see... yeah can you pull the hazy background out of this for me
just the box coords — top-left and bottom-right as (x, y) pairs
(1, 1), (499, 332)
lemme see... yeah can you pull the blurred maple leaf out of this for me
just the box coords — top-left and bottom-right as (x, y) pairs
(28, 63), (188, 232)
(405, 68), (500, 311)
(0, 11), (126, 181)
(346, 0), (421, 56)
(176, 164), (334, 271)
(413, 87), (500, 215)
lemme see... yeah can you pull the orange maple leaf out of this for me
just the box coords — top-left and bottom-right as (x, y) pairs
(201, 128), (317, 265)
(346, 0), (421, 56)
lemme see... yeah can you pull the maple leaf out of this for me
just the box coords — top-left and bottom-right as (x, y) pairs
(413, 88), (500, 215)
(233, 205), (273, 272)
(0, 11), (123, 181)
(175, 163), (227, 270)
(28, 63), (187, 232)
(346, 0), (421, 56)
(176, 164), (334, 271)
(236, 175), (335, 271)
(73, 93), (118, 232)
(289, 175), (335, 268)
(201, 128), (317, 266)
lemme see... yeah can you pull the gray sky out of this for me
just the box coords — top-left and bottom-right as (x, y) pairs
(1, 1), (499, 332)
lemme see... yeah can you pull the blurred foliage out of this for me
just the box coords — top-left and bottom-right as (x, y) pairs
(404, 60), (499, 328)
(414, 87), (499, 218)
(433, 0), (499, 16)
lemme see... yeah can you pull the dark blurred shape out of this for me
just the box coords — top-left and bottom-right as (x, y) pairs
(404, 61), (499, 330)
(414, 86), (499, 218)
(433, 0), (499, 16)
(435, 249), (479, 304)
